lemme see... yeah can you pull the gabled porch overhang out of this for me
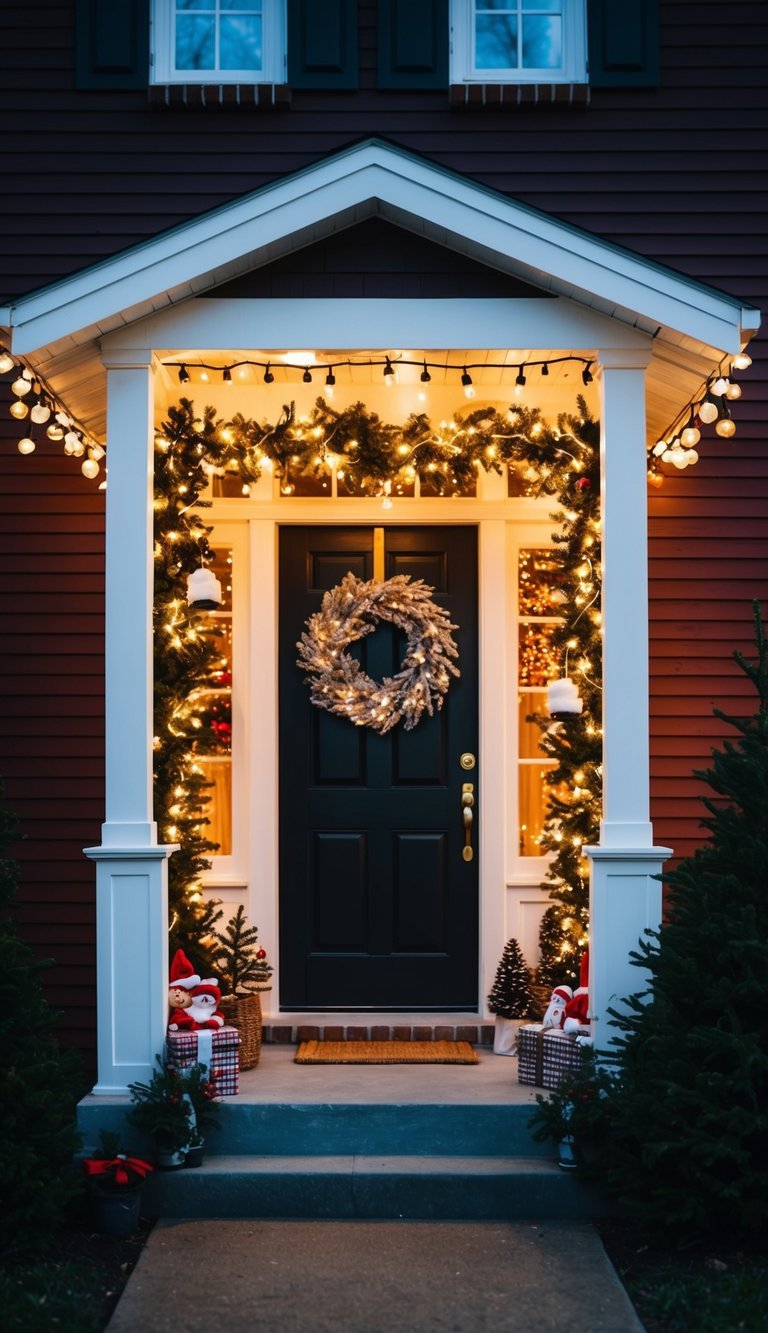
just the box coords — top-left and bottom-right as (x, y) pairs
(2, 141), (759, 1094)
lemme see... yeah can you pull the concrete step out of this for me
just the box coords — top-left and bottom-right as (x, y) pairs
(80, 1099), (552, 1160)
(209, 1100), (552, 1158)
(142, 1154), (606, 1221)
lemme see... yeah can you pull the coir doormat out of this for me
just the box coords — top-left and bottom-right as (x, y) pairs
(295, 1040), (479, 1065)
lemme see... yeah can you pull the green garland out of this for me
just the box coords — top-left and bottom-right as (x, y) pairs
(162, 395), (596, 498)
(153, 395), (601, 977)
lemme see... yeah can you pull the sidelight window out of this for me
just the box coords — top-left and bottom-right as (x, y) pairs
(517, 547), (564, 855)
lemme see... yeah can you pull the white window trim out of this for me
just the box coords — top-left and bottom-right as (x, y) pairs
(450, 0), (587, 85)
(151, 0), (286, 85)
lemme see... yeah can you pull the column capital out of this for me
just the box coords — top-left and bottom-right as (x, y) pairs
(596, 346), (653, 372)
(100, 346), (157, 371)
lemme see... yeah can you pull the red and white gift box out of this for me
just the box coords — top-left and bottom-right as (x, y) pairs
(165, 1025), (241, 1097)
(517, 1023), (585, 1091)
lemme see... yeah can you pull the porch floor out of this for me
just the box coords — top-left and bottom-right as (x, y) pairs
(233, 1041), (537, 1106)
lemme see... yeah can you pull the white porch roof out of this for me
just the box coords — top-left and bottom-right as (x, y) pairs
(0, 138), (760, 443)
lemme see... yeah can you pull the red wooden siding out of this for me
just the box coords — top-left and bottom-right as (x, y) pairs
(0, 386), (104, 1071)
(0, 0), (765, 1060)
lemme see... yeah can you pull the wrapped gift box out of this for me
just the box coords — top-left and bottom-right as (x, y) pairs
(517, 1023), (584, 1091)
(166, 1025), (241, 1097)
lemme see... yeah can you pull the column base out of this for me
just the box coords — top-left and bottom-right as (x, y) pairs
(585, 844), (673, 1050)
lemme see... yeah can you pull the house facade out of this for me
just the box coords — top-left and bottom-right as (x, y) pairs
(0, 1), (764, 1090)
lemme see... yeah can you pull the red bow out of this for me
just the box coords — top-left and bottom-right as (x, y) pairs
(83, 1154), (154, 1187)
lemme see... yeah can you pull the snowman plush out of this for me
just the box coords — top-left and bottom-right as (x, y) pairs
(541, 984), (572, 1031)
(186, 982), (225, 1030)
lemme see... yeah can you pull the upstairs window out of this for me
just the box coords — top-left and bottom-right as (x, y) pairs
(451, 0), (587, 83)
(152, 0), (286, 83)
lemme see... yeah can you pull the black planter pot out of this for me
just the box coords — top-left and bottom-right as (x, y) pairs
(89, 1188), (142, 1237)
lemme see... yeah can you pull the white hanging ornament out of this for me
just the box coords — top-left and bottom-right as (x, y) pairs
(187, 563), (222, 611)
(547, 677), (583, 719)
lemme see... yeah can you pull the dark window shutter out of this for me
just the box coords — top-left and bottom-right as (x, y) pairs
(75, 0), (149, 90)
(287, 0), (358, 89)
(378, 0), (448, 89)
(587, 0), (659, 88)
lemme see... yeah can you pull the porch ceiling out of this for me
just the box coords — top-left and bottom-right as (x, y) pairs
(1, 140), (759, 447)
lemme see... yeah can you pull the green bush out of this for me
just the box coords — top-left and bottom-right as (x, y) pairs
(602, 604), (768, 1239)
(0, 781), (83, 1258)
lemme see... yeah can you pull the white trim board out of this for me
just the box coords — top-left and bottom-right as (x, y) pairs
(6, 141), (758, 358)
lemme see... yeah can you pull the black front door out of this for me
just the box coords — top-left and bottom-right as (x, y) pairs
(278, 526), (478, 1009)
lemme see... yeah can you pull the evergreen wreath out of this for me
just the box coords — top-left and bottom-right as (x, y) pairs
(296, 571), (460, 734)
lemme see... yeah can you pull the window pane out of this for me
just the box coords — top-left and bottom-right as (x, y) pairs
(518, 549), (567, 616)
(176, 15), (215, 69)
(220, 15), (262, 69)
(522, 15), (561, 67)
(178, 1), (211, 11)
(476, 14), (518, 68)
(519, 762), (554, 856)
(198, 759), (232, 856)
(519, 621), (560, 687)
(522, 1), (561, 11)
(519, 690), (547, 757)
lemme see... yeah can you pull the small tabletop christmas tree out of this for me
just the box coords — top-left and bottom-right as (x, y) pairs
(488, 937), (534, 1020)
(210, 906), (272, 1071)
(212, 905), (273, 996)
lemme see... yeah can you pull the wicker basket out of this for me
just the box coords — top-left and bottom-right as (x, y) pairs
(218, 992), (262, 1070)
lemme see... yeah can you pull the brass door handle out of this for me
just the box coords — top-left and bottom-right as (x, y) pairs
(461, 783), (474, 862)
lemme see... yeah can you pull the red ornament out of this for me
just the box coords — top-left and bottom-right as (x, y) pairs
(575, 477), (591, 492)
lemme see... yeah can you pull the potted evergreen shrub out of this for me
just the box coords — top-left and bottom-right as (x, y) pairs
(82, 1130), (153, 1235)
(487, 937), (535, 1054)
(128, 1055), (220, 1168)
(211, 906), (273, 1069)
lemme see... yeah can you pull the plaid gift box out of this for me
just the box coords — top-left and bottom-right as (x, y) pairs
(166, 1025), (241, 1097)
(517, 1023), (584, 1091)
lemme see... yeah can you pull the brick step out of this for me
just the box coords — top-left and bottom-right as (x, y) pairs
(142, 1154), (608, 1221)
(262, 1017), (496, 1046)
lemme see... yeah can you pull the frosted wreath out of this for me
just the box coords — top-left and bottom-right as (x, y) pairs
(297, 572), (460, 734)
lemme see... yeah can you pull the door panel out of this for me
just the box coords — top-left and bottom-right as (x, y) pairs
(279, 525), (478, 1009)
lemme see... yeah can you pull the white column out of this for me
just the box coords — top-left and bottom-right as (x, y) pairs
(598, 347), (654, 849)
(100, 351), (157, 846)
(585, 348), (671, 1047)
(84, 349), (175, 1094)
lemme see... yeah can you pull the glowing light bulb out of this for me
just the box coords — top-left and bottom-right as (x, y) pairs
(9, 400), (28, 419)
(30, 399), (51, 424)
(17, 436), (35, 454)
(81, 457), (100, 479)
(11, 373), (32, 397)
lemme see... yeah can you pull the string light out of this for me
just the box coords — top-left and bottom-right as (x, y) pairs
(652, 351), (753, 474)
(161, 353), (597, 390)
(0, 352), (101, 476)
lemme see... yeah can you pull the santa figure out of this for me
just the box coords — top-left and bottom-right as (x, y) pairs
(186, 981), (225, 1030)
(541, 984), (572, 1031)
(563, 950), (590, 1035)
(168, 949), (201, 1031)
